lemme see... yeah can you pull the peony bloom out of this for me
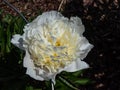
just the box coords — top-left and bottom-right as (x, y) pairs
(11, 11), (93, 84)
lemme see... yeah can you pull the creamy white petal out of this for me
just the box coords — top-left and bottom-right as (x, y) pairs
(26, 68), (44, 81)
(79, 37), (94, 59)
(70, 17), (85, 35)
(32, 11), (63, 26)
(23, 51), (34, 68)
(63, 59), (89, 72)
(11, 34), (24, 50)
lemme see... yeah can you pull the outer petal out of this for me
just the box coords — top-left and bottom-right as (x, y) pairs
(78, 37), (94, 59)
(23, 51), (44, 81)
(31, 11), (63, 26)
(70, 17), (85, 35)
(11, 34), (24, 50)
(63, 59), (89, 72)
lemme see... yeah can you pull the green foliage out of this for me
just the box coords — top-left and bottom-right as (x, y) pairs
(56, 70), (92, 89)
(0, 9), (26, 90)
(0, 9), (26, 55)
(25, 86), (34, 90)
(74, 78), (91, 85)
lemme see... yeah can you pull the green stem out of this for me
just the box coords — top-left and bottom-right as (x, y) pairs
(3, 0), (29, 23)
(50, 80), (54, 90)
(58, 76), (79, 90)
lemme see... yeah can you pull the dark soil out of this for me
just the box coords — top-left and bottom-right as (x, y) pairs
(62, 0), (120, 90)
(0, 0), (120, 90)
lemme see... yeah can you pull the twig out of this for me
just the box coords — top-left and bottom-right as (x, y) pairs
(58, 0), (65, 11)
(3, 0), (29, 23)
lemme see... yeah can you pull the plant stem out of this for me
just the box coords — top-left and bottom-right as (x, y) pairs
(50, 80), (54, 90)
(58, 0), (65, 11)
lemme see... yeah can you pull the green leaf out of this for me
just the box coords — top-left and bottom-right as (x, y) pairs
(71, 70), (84, 76)
(55, 79), (73, 90)
(34, 89), (42, 90)
(25, 86), (34, 90)
(58, 76), (79, 90)
(74, 78), (91, 85)
(0, 9), (3, 15)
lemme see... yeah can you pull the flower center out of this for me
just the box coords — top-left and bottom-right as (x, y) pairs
(28, 23), (80, 73)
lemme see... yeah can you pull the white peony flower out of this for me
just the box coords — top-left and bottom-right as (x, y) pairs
(11, 11), (93, 84)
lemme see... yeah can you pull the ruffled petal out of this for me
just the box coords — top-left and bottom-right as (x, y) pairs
(26, 68), (44, 81)
(11, 34), (24, 50)
(63, 59), (89, 72)
(32, 11), (63, 26)
(23, 51), (34, 68)
(78, 37), (94, 59)
(70, 17), (85, 35)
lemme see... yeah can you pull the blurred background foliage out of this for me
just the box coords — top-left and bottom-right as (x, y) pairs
(0, 0), (120, 90)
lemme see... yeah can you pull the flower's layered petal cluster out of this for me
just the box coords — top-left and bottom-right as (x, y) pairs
(23, 50), (57, 82)
(11, 11), (93, 83)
